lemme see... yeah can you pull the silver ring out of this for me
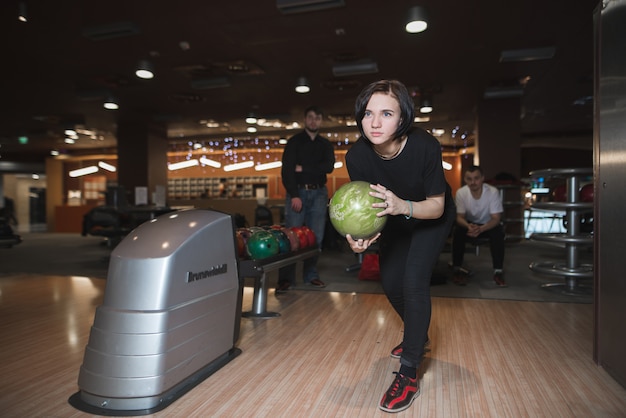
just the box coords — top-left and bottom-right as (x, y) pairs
(385, 201), (389, 208)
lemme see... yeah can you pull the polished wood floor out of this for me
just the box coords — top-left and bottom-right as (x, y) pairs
(1, 273), (625, 417)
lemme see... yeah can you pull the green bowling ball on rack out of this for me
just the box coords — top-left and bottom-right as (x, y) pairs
(268, 228), (291, 254)
(246, 230), (280, 260)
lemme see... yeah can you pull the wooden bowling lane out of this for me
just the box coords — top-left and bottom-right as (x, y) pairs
(1, 273), (626, 417)
(0, 274), (103, 417)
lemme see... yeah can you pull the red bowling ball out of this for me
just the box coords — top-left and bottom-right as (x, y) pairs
(552, 185), (566, 202)
(291, 227), (309, 249)
(300, 225), (316, 247)
(580, 183), (594, 202)
(236, 228), (252, 258)
(235, 231), (245, 257)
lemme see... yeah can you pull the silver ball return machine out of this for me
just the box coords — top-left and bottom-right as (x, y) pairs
(69, 209), (319, 415)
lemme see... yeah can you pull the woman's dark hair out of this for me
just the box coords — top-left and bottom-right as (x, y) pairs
(354, 80), (415, 142)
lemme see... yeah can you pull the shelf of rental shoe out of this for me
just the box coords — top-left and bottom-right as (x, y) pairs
(527, 168), (593, 295)
(167, 176), (269, 199)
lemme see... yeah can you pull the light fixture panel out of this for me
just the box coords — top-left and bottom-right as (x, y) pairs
(332, 59), (378, 77)
(277, 0), (345, 14)
(191, 77), (231, 90)
(499, 47), (556, 62)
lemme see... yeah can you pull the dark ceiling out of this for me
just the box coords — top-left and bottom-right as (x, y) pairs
(0, 0), (598, 167)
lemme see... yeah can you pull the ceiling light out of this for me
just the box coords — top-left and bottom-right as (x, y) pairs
(295, 77), (310, 93)
(103, 96), (119, 110)
(135, 60), (155, 79)
(69, 166), (98, 177)
(18, 2), (27, 22)
(245, 113), (258, 124)
(168, 159), (199, 170)
(247, 126), (258, 133)
(224, 161), (254, 172)
(333, 161), (343, 169)
(442, 161), (452, 170)
(419, 97), (433, 113)
(406, 6), (428, 33)
(64, 128), (77, 136)
(199, 157), (221, 168)
(414, 116), (430, 122)
(98, 161), (117, 172)
(64, 137), (76, 144)
(254, 161), (282, 171)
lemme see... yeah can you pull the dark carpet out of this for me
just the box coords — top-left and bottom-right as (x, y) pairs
(0, 233), (593, 304)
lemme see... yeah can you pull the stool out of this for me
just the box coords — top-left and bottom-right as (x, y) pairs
(470, 236), (490, 256)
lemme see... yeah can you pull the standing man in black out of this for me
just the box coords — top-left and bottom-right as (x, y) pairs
(276, 106), (335, 292)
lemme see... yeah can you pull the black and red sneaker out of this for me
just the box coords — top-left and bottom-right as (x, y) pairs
(379, 372), (420, 413)
(493, 271), (507, 287)
(390, 339), (431, 359)
(390, 343), (403, 359)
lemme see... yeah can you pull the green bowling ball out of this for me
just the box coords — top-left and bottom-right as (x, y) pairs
(268, 229), (291, 254)
(329, 181), (387, 239)
(246, 230), (280, 260)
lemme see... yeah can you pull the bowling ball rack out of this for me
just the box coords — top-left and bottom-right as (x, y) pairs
(239, 246), (319, 318)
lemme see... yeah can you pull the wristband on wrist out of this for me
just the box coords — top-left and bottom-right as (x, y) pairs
(404, 200), (412, 220)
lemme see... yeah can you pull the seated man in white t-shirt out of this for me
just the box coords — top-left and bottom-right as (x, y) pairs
(452, 165), (506, 287)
